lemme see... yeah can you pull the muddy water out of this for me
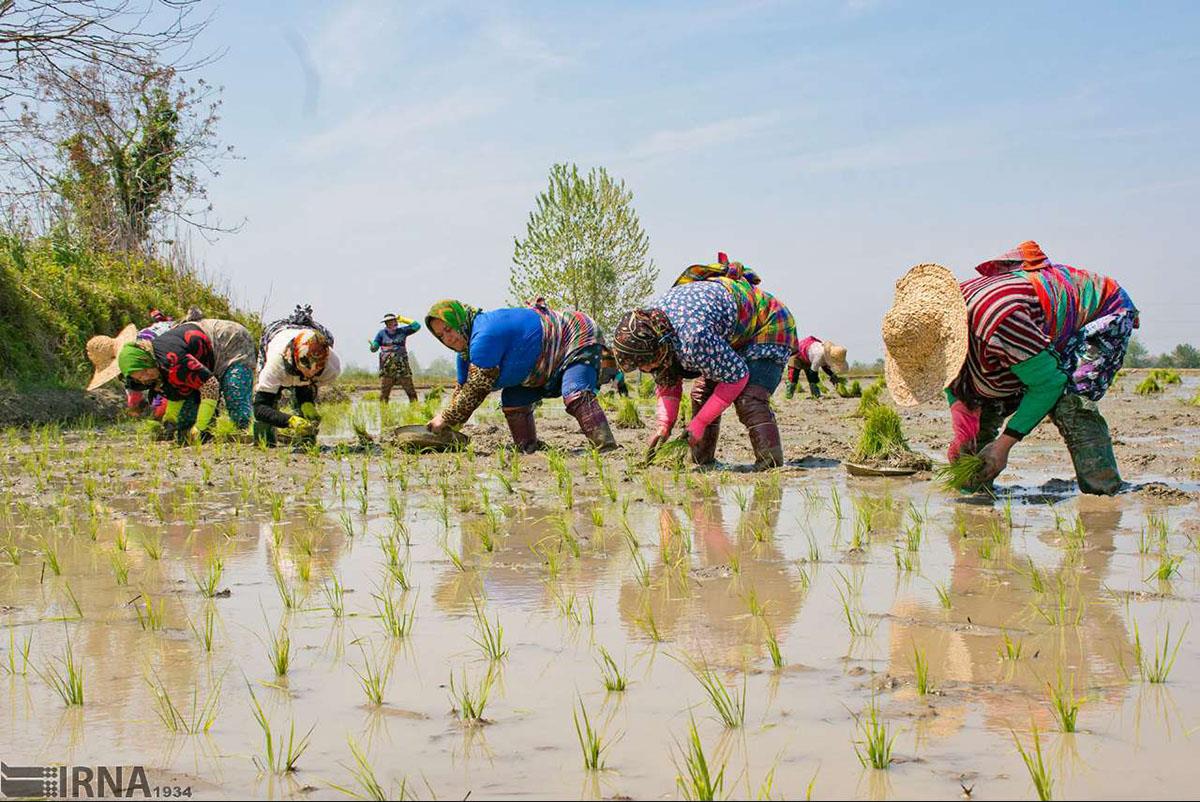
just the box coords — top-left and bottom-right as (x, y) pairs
(1, 409), (1198, 800)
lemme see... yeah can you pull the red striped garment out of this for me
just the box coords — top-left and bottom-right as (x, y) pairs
(953, 273), (1051, 402)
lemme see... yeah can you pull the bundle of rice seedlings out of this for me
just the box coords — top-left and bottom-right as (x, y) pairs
(638, 374), (655, 398)
(1187, 389), (1200, 407)
(936, 454), (986, 492)
(424, 385), (444, 403)
(854, 379), (886, 417)
(853, 405), (909, 461)
(836, 380), (863, 398)
(649, 437), (690, 468)
(616, 397), (643, 429)
(1134, 375), (1162, 396)
(1150, 368), (1182, 386)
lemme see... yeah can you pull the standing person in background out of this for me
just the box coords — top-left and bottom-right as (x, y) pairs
(784, 336), (850, 399)
(370, 313), (421, 404)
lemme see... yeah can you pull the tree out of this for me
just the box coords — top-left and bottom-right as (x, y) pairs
(1122, 335), (1150, 368)
(509, 163), (657, 334)
(1166, 343), (1200, 369)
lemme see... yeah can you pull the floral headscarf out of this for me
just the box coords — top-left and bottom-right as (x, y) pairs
(286, 330), (331, 378)
(611, 307), (674, 373)
(425, 299), (480, 358)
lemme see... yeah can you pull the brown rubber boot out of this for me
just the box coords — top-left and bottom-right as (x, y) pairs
(689, 377), (721, 465)
(565, 391), (617, 452)
(734, 384), (783, 469)
(502, 405), (544, 453)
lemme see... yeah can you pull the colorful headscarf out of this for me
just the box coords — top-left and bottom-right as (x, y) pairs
(673, 251), (762, 287)
(117, 342), (157, 376)
(286, 330), (331, 378)
(611, 307), (674, 372)
(425, 299), (480, 357)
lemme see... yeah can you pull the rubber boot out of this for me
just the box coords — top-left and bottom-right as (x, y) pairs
(503, 405), (544, 453)
(808, 381), (822, 399)
(253, 420), (277, 448)
(689, 378), (721, 465)
(1050, 394), (1122, 495)
(784, 381), (796, 400)
(734, 384), (783, 469)
(565, 391), (617, 452)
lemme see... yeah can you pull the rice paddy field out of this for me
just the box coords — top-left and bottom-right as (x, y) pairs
(2, 373), (1199, 800)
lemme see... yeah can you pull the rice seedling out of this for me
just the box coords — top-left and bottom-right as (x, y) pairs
(853, 379), (885, 417)
(353, 643), (392, 706)
(193, 552), (225, 598)
(674, 716), (725, 802)
(374, 584), (416, 639)
(267, 619), (291, 676)
(41, 639), (85, 706)
(999, 631), (1023, 661)
(108, 549), (130, 586)
(853, 696), (895, 770)
(596, 646), (628, 692)
(835, 379), (863, 397)
(589, 505), (605, 527)
(2, 628), (32, 677)
(272, 563), (301, 611)
(1047, 671), (1082, 732)
(634, 600), (664, 642)
(189, 604), (217, 653)
(38, 534), (63, 576)
(1151, 367), (1181, 385)
(689, 661), (746, 728)
(440, 540), (467, 572)
(936, 454), (986, 493)
(147, 671), (222, 734)
(140, 530), (162, 560)
(573, 696), (610, 770)
(829, 486), (844, 520)
(330, 736), (404, 801)
(1025, 558), (1047, 594)
(448, 665), (495, 723)
(248, 685), (313, 773)
(835, 573), (875, 637)
(931, 580), (952, 609)
(470, 598), (508, 661)
(1013, 723), (1053, 801)
(912, 645), (931, 695)
(615, 396), (643, 429)
(322, 575), (345, 618)
(764, 624), (784, 669)
(1146, 552), (1183, 582)
(1134, 622), (1186, 683)
(134, 594), (166, 631)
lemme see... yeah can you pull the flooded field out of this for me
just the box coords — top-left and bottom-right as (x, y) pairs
(2, 379), (1198, 800)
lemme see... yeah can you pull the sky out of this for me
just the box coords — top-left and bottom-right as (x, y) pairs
(191, 0), (1200, 370)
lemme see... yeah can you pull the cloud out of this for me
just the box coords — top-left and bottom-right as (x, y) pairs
(309, 0), (405, 89)
(481, 19), (570, 68)
(625, 113), (779, 161)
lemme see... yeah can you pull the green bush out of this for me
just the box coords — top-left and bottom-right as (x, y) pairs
(0, 234), (256, 385)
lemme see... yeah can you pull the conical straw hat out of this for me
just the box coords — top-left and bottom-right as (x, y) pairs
(86, 324), (138, 390)
(881, 264), (968, 407)
(824, 342), (849, 376)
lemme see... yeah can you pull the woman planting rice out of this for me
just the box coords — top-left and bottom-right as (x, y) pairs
(424, 299), (616, 452)
(882, 241), (1138, 494)
(784, 336), (850, 399)
(96, 318), (256, 443)
(253, 305), (342, 445)
(611, 253), (798, 469)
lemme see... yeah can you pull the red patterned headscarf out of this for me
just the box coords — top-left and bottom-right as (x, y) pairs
(286, 330), (331, 378)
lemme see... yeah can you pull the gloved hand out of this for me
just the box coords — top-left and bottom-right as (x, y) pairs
(300, 401), (320, 421)
(368, 339), (379, 352)
(287, 416), (318, 437)
(948, 400), (982, 461)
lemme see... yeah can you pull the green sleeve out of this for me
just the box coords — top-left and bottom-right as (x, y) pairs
(944, 388), (957, 406)
(163, 398), (184, 424)
(1005, 350), (1068, 437)
(193, 398), (219, 432)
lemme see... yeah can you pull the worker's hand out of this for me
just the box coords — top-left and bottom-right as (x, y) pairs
(287, 416), (317, 437)
(976, 436), (1016, 485)
(368, 340), (378, 352)
(684, 419), (708, 447)
(184, 426), (202, 445)
(427, 413), (447, 433)
(948, 401), (982, 461)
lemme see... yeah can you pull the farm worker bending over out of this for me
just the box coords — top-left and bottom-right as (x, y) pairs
(108, 319), (255, 443)
(785, 336), (849, 398)
(882, 241), (1138, 494)
(424, 299), (617, 452)
(611, 252), (798, 469)
(369, 313), (421, 404)
(253, 305), (342, 446)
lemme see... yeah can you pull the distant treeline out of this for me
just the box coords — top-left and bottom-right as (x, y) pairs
(1124, 337), (1200, 369)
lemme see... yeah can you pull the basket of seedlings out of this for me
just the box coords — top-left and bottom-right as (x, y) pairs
(843, 404), (932, 477)
(380, 424), (469, 452)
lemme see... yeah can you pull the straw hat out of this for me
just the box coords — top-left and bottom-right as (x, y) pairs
(881, 263), (968, 407)
(824, 342), (849, 376)
(85, 324), (138, 390)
